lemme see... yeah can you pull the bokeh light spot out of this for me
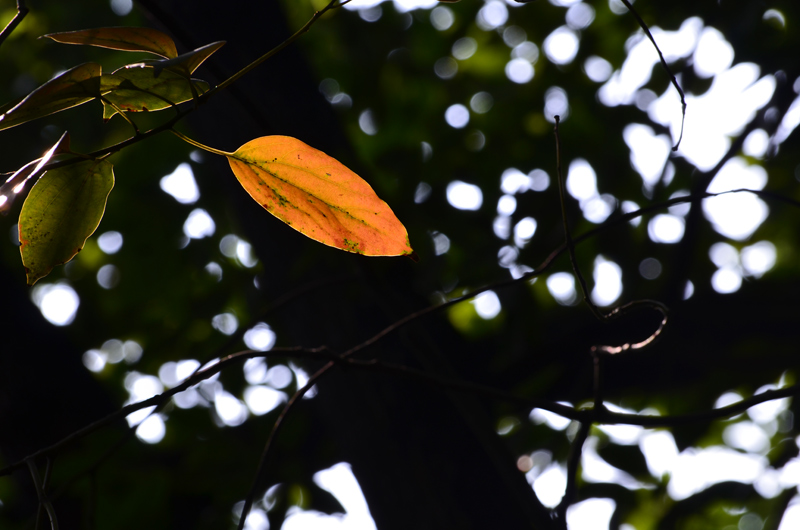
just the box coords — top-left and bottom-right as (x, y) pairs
(31, 283), (80, 326)
(160, 163), (199, 204)
(446, 180), (482, 210)
(244, 323), (276, 351)
(183, 209), (216, 239)
(97, 231), (123, 254)
(445, 104), (470, 128)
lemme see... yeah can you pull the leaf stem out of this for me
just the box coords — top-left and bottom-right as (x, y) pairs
(169, 128), (231, 157)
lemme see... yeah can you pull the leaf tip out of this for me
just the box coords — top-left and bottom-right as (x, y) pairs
(407, 251), (420, 263)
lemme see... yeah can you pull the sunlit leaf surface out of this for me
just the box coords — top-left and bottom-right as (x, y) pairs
(19, 159), (114, 285)
(227, 136), (414, 257)
(100, 67), (210, 119)
(0, 63), (101, 131)
(43, 27), (178, 59)
(0, 132), (71, 214)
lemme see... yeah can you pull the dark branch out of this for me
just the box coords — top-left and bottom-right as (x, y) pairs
(0, 0), (28, 48)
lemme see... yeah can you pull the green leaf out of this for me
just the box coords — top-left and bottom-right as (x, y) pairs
(43, 27), (178, 59)
(19, 159), (115, 285)
(0, 63), (102, 131)
(226, 136), (414, 258)
(150, 41), (225, 77)
(100, 66), (210, 119)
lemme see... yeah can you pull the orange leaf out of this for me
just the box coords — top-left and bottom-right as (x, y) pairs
(227, 136), (413, 258)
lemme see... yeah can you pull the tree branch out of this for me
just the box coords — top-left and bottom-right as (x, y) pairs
(0, 0), (28, 48)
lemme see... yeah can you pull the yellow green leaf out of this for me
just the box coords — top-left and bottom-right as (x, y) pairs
(100, 67), (210, 119)
(19, 159), (114, 285)
(43, 27), (178, 59)
(0, 63), (101, 131)
(226, 136), (413, 258)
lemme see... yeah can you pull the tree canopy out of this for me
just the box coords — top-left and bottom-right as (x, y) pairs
(2, 0), (800, 529)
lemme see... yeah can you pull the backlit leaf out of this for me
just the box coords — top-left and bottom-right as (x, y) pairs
(0, 132), (71, 215)
(43, 27), (178, 59)
(151, 41), (225, 77)
(19, 159), (114, 285)
(0, 63), (101, 131)
(100, 66), (210, 119)
(227, 136), (414, 258)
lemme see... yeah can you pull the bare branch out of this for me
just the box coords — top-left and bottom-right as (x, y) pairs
(0, 1), (28, 48)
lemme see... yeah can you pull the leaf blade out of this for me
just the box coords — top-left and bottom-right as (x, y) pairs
(19, 159), (114, 285)
(0, 132), (71, 215)
(0, 63), (101, 131)
(227, 136), (413, 258)
(43, 27), (178, 59)
(152, 41), (225, 77)
(100, 67), (210, 118)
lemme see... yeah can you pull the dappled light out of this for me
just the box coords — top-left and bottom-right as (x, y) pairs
(546, 272), (577, 305)
(97, 230), (123, 253)
(160, 162), (199, 204)
(215, 389), (249, 427)
(429, 5), (453, 31)
(591, 256), (622, 306)
(532, 464), (567, 508)
(212, 312), (239, 335)
(278, 463), (376, 530)
(109, 0), (132, 16)
(244, 386), (287, 416)
(183, 208), (216, 239)
(647, 214), (684, 244)
(638, 257), (662, 279)
(505, 59), (534, 84)
(476, 1), (508, 32)
(136, 414), (165, 444)
(96, 263), (120, 289)
(703, 158), (769, 240)
(244, 323), (276, 352)
(31, 282), (80, 326)
(469, 91), (493, 114)
(582, 436), (647, 489)
(471, 290), (501, 320)
(444, 104), (469, 129)
(446, 180), (482, 210)
(543, 27), (579, 66)
(567, 499), (615, 530)
(358, 109), (377, 135)
(4, 0), (800, 527)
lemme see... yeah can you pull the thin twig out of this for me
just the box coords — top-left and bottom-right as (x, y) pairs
(212, 0), (348, 95)
(237, 360), (334, 530)
(0, 0), (28, 48)
(26, 458), (59, 530)
(0, 187), (791, 478)
(619, 0), (686, 151)
(553, 115), (605, 320)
